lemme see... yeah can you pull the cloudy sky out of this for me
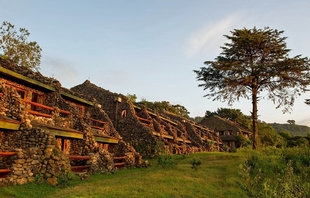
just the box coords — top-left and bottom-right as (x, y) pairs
(1, 0), (310, 125)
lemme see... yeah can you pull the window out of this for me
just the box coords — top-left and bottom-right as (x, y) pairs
(121, 110), (127, 118)
(31, 92), (45, 111)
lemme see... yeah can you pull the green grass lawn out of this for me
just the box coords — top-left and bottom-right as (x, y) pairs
(0, 152), (247, 198)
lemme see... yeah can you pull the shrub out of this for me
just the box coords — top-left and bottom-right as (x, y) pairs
(157, 151), (176, 168)
(190, 158), (202, 170)
(236, 134), (251, 148)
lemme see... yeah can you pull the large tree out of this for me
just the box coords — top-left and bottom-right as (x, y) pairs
(0, 21), (42, 70)
(194, 27), (310, 149)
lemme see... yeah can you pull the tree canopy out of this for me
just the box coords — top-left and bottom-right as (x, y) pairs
(0, 21), (42, 70)
(138, 100), (190, 118)
(194, 27), (310, 149)
(126, 93), (137, 103)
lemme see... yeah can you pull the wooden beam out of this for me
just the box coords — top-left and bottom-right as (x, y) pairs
(71, 165), (89, 172)
(60, 91), (93, 106)
(0, 119), (20, 130)
(0, 152), (16, 156)
(90, 118), (107, 125)
(162, 134), (174, 140)
(0, 169), (12, 173)
(133, 105), (178, 126)
(114, 162), (126, 166)
(28, 110), (52, 118)
(68, 155), (91, 160)
(0, 65), (56, 92)
(43, 127), (84, 139)
(91, 125), (105, 131)
(23, 99), (54, 110)
(94, 136), (119, 144)
(113, 156), (127, 160)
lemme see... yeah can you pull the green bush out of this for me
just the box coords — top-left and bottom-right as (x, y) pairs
(190, 158), (202, 170)
(236, 134), (251, 148)
(157, 151), (176, 168)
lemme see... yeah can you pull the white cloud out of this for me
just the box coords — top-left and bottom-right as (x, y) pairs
(298, 118), (310, 127)
(183, 12), (244, 57)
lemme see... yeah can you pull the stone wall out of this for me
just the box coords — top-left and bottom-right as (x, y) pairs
(0, 128), (70, 185)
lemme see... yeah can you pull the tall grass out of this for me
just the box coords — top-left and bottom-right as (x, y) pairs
(239, 146), (310, 198)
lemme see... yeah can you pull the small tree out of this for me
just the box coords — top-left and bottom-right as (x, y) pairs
(194, 27), (310, 149)
(126, 93), (137, 103)
(0, 21), (42, 70)
(287, 120), (295, 125)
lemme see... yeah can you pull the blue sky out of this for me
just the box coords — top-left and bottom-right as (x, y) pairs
(1, 0), (310, 125)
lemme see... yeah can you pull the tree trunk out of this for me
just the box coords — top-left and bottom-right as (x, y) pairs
(252, 89), (259, 149)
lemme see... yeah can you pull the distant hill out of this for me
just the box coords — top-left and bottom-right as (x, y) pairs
(270, 123), (310, 137)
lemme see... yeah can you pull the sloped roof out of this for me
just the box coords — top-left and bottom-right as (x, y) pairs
(200, 115), (251, 133)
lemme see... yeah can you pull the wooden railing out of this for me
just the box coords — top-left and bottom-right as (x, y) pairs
(90, 118), (107, 130)
(0, 152), (16, 156)
(114, 156), (126, 167)
(23, 99), (71, 118)
(0, 152), (15, 178)
(68, 155), (91, 160)
(68, 155), (90, 173)
(70, 165), (89, 172)
(1, 91), (109, 133)
(137, 116), (152, 126)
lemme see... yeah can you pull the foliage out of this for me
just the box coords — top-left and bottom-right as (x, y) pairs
(287, 119), (295, 125)
(190, 158), (202, 170)
(194, 27), (310, 149)
(0, 21), (42, 71)
(57, 171), (79, 187)
(278, 130), (309, 147)
(271, 122), (310, 136)
(240, 147), (310, 198)
(157, 151), (176, 168)
(126, 93), (137, 103)
(258, 122), (285, 147)
(133, 142), (155, 157)
(138, 99), (190, 118)
(190, 116), (204, 123)
(236, 134), (251, 148)
(286, 137), (308, 148)
(278, 130), (292, 139)
(154, 141), (165, 156)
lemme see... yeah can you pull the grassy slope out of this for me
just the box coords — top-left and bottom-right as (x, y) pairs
(270, 123), (310, 136)
(0, 152), (246, 198)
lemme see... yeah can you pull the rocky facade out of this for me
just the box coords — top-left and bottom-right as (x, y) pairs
(72, 81), (157, 157)
(71, 81), (224, 156)
(0, 128), (71, 186)
(0, 59), (143, 186)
